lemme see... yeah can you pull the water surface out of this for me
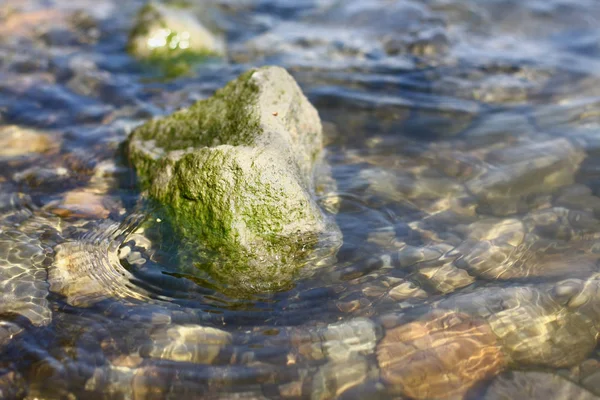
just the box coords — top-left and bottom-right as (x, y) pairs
(1, 0), (600, 398)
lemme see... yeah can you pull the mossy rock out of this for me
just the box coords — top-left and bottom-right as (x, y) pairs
(128, 66), (340, 292)
(127, 2), (225, 78)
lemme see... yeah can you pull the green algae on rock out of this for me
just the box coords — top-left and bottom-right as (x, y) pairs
(127, 66), (340, 292)
(127, 2), (225, 78)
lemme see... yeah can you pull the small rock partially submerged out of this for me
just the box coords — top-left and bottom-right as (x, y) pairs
(127, 2), (224, 77)
(128, 66), (340, 292)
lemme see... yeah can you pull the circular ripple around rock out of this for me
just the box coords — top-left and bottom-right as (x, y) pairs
(49, 218), (149, 307)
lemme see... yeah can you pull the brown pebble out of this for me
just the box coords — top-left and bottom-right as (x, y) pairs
(272, 111), (278, 116)
(51, 190), (110, 219)
(377, 310), (506, 399)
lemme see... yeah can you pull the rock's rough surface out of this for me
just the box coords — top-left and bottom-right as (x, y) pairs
(128, 66), (339, 291)
(127, 2), (224, 60)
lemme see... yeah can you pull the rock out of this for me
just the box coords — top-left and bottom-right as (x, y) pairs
(0, 321), (23, 347)
(454, 213), (600, 281)
(581, 369), (600, 396)
(51, 190), (112, 219)
(377, 311), (506, 400)
(49, 159), (126, 219)
(127, 2), (224, 76)
(553, 279), (600, 330)
(145, 324), (232, 364)
(128, 66), (340, 292)
(387, 280), (428, 301)
(484, 371), (598, 400)
(85, 362), (136, 399)
(0, 370), (26, 400)
(311, 357), (370, 400)
(441, 286), (599, 368)
(416, 261), (475, 294)
(295, 318), (378, 363)
(321, 318), (377, 362)
(13, 166), (70, 188)
(466, 139), (585, 214)
(49, 219), (148, 306)
(0, 125), (56, 158)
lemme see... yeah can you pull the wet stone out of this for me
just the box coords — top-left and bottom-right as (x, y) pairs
(554, 279), (600, 330)
(558, 358), (600, 396)
(453, 218), (527, 280)
(581, 369), (600, 396)
(0, 125), (56, 158)
(51, 189), (113, 219)
(298, 318), (378, 363)
(145, 324), (232, 364)
(85, 363), (136, 399)
(452, 215), (600, 281)
(394, 244), (445, 268)
(441, 286), (599, 368)
(321, 318), (377, 362)
(377, 310), (506, 400)
(416, 261), (475, 294)
(127, 2), (225, 65)
(466, 138), (585, 215)
(484, 370), (598, 400)
(128, 66), (340, 292)
(0, 7), (65, 42)
(13, 166), (70, 188)
(4, 0), (600, 398)
(387, 280), (429, 301)
(310, 357), (370, 400)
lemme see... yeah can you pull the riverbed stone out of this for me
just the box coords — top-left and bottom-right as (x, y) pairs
(311, 357), (370, 400)
(128, 66), (339, 292)
(321, 318), (377, 362)
(0, 125), (55, 158)
(377, 310), (506, 399)
(127, 2), (224, 60)
(466, 138), (585, 214)
(484, 370), (598, 400)
(146, 324), (232, 364)
(441, 286), (599, 368)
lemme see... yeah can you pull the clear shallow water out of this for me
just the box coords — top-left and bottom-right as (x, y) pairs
(2, 0), (600, 398)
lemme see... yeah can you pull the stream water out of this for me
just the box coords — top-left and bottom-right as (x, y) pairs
(2, 0), (600, 398)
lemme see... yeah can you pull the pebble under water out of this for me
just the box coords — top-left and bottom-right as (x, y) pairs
(2, 0), (600, 399)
